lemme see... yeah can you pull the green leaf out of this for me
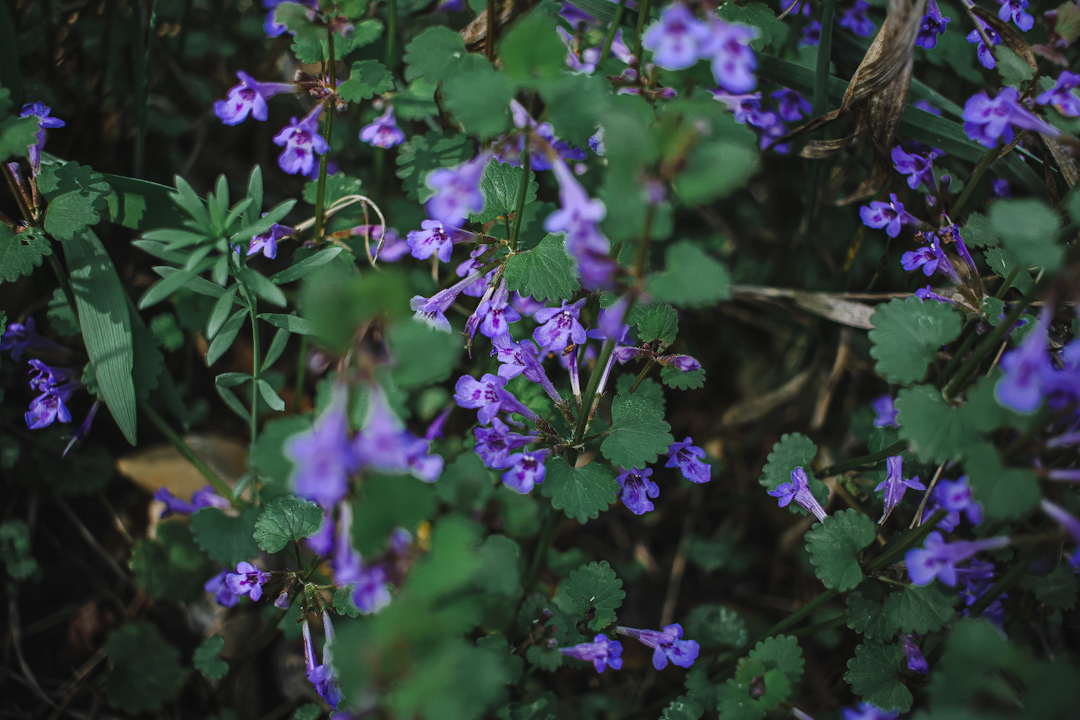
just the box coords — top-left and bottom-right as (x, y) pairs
(38, 161), (111, 240)
(673, 141), (758, 203)
(504, 233), (579, 302)
(685, 604), (747, 647)
(616, 375), (665, 412)
(441, 61), (514, 139)
(194, 635), (228, 680)
(0, 115), (38, 162)
(996, 46), (1035, 87)
(499, 14), (567, 85)
(206, 309), (247, 366)
(504, 690), (558, 720)
(715, 3), (783, 50)
(190, 507), (261, 568)
(989, 198), (1064, 270)
(647, 241), (733, 308)
(541, 457), (618, 523)
(716, 679), (766, 720)
(984, 247), (1035, 295)
(846, 582), (901, 642)
(291, 704), (322, 720)
(253, 494), (324, 553)
(0, 520), (38, 581)
(805, 509), (876, 591)
(844, 641), (913, 713)
(659, 696), (703, 720)
(61, 230), (138, 443)
(388, 318), (462, 389)
(302, 174), (362, 208)
(102, 174), (189, 232)
(868, 297), (962, 384)
(130, 520), (213, 602)
(895, 385), (980, 464)
(471, 159), (538, 224)
(338, 59), (394, 103)
(600, 393), (674, 470)
(276, 3), (327, 62)
(403, 27), (469, 84)
(0, 225), (50, 284)
(661, 366), (706, 390)
(475, 534), (522, 596)
(963, 442), (1040, 520)
(270, 247), (344, 285)
(540, 74), (611, 147)
(758, 433), (828, 517)
(882, 582), (957, 634)
(684, 666), (721, 708)
(435, 451), (495, 512)
(963, 212), (1000, 247)
(635, 304), (678, 345)
(103, 623), (188, 714)
(335, 19), (383, 55)
(259, 312), (315, 336)
(1020, 562), (1078, 610)
(334, 586), (361, 617)
(749, 634), (804, 684)
(396, 129), (472, 202)
(351, 476), (437, 555)
(557, 560), (625, 630)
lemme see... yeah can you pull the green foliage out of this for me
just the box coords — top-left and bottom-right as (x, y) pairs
(805, 509), (876, 591)
(661, 366), (706, 390)
(502, 691), (559, 720)
(436, 452), (495, 512)
(0, 115), (40, 162)
(984, 246), (1036, 295)
(601, 393), (674, 470)
(194, 635), (228, 680)
(647, 241), (733, 308)
(499, 14), (567, 85)
(845, 641), (913, 713)
(895, 385), (980, 464)
(658, 696), (704, 720)
(868, 297), (962, 384)
(190, 507), (261, 569)
(720, 636), (803, 717)
(130, 520), (213, 602)
(472, 159), (537, 224)
(542, 457), (618, 523)
(504, 234), (578, 301)
(749, 634), (804, 684)
(684, 604), (747, 647)
(716, 679), (767, 720)
(38, 161), (111, 240)
(0, 520), (39, 580)
(616, 375), (665, 412)
(351, 475), (436, 554)
(338, 60), (394, 102)
(0, 224), (50, 284)
(635, 304), (679, 345)
(292, 704), (322, 720)
(555, 561), (625, 630)
(253, 494), (323, 553)
(103, 623), (188, 714)
(758, 433), (828, 516)
(1020, 563), (1078, 609)
(441, 62), (513, 139)
(403, 27), (469, 84)
(302, 175), (362, 207)
(964, 443), (1040, 520)
(846, 582), (900, 642)
(396, 130), (473, 201)
(989, 199), (1063, 270)
(883, 582), (958, 634)
(673, 141), (758, 203)
(388, 318), (463, 389)
(475, 534), (522, 596)
(715, 3), (784, 50)
(962, 212), (999, 247)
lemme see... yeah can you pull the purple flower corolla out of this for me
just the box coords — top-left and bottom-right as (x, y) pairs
(226, 561), (268, 601)
(905, 531), (1009, 586)
(407, 219), (464, 263)
(801, 20), (822, 46)
(247, 222), (292, 259)
(916, 0), (949, 49)
(642, 3), (713, 70)
(19, 102), (64, 173)
(154, 485), (230, 518)
(273, 105), (328, 175)
(545, 161), (615, 289)
(502, 450), (549, 493)
(455, 245), (492, 297)
(859, 193), (919, 238)
(661, 355), (701, 372)
(901, 634), (928, 673)
(410, 269), (483, 332)
(997, 0), (1034, 31)
(455, 373), (510, 425)
(559, 635), (624, 673)
(617, 467), (660, 515)
(935, 476), (982, 525)
(425, 153), (488, 229)
(303, 614), (343, 709)
(915, 285), (954, 304)
(25, 361), (77, 429)
(769, 467), (827, 522)
(286, 384), (357, 508)
(966, 21), (1001, 69)
(995, 316), (1049, 413)
(1, 317), (64, 361)
(842, 704), (899, 720)
(352, 564), (392, 613)
(875, 455), (926, 523)
(63, 400), (101, 457)
(205, 570), (239, 607)
(474, 418), (534, 469)
(425, 406), (452, 442)
(892, 146), (938, 190)
(308, 510), (335, 555)
(360, 107), (406, 148)
(616, 624), (699, 670)
(771, 88), (812, 122)
(901, 235), (960, 284)
(665, 437), (712, 484)
(533, 298), (588, 353)
(213, 71), (292, 126)
(872, 395), (899, 427)
(701, 19), (758, 94)
(992, 178), (1011, 197)
(711, 91), (776, 128)
(838, 0), (875, 36)
(963, 87), (1060, 149)
(1036, 71), (1080, 117)
(1040, 499), (1080, 567)
(476, 280), (521, 338)
(353, 388), (443, 483)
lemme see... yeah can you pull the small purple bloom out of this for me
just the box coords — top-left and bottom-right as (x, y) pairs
(771, 88), (812, 122)
(1040, 499), (1080, 567)
(1036, 71), (1080, 117)
(663, 355), (701, 372)
(546, 161), (614, 289)
(533, 298), (588, 353)
(891, 146), (938, 190)
(247, 222), (292, 260)
(998, 0), (1034, 31)
(410, 270), (483, 332)
(455, 373), (510, 425)
(559, 635), (624, 673)
(213, 71), (293, 126)
(992, 178), (1011, 197)
(916, 0), (949, 49)
(205, 569), (240, 607)
(901, 634), (928, 673)
(872, 395), (899, 428)
(273, 105), (329, 176)
(286, 384), (357, 508)
(642, 3), (713, 70)
(769, 467), (827, 522)
(226, 561), (268, 601)
(617, 466), (660, 514)
(19, 102), (64, 173)
(995, 316), (1049, 413)
(801, 20), (821, 46)
(1, 317), (64, 361)
(838, 0), (875, 37)
(842, 704), (899, 720)
(935, 476), (982, 525)
(353, 387), (443, 483)
(474, 417), (533, 469)
(616, 624), (699, 670)
(963, 87), (1060, 149)
(352, 564), (392, 613)
(502, 450), (549, 493)
(875, 455), (926, 523)
(713, 91), (776, 128)
(905, 531), (1009, 586)
(915, 285), (954, 304)
(303, 614), (343, 709)
(455, 245), (492, 297)
(665, 437), (712, 484)
(25, 360), (77, 429)
(360, 107), (406, 148)
(155, 485), (230, 518)
(859, 193), (919, 238)
(407, 219), (461, 263)
(966, 21), (1001, 69)
(476, 280), (521, 338)
(425, 153), (488, 229)
(701, 19), (758, 94)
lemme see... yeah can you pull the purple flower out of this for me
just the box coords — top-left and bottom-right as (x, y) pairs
(353, 388), (443, 483)
(455, 246), (491, 297)
(617, 466), (660, 514)
(352, 563), (392, 613)
(901, 634), (928, 673)
(875, 455), (926, 523)
(360, 107), (406, 148)
(905, 531), (1009, 586)
(701, 19), (758, 94)
(662, 355), (701, 372)
(491, 335), (564, 403)
(901, 235), (959, 283)
(213, 71), (293, 126)
(455, 373), (511, 425)
(998, 0), (1034, 30)
(995, 316), (1049, 413)
(915, 99), (941, 116)
(303, 614), (343, 709)
(616, 624), (699, 670)
(992, 178), (1011, 197)
(273, 105), (329, 175)
(155, 485), (230, 518)
(205, 570), (240, 607)
(1040, 499), (1080, 567)
(963, 87), (1060, 149)
(1, 317), (64, 361)
(859, 193), (919, 238)
(63, 400), (101, 457)
(474, 417), (534, 469)
(226, 561), (268, 601)
(935, 476), (982, 525)
(838, 0), (875, 37)
(559, 635), (624, 673)
(247, 222), (292, 259)
(545, 161), (614, 289)
(665, 437), (712, 484)
(801, 20), (821, 46)
(713, 92), (777, 128)
(410, 270), (483, 332)
(533, 298), (588, 353)
(502, 450), (549, 493)
(19, 102), (64, 173)
(25, 360), (77, 429)
(642, 3), (712, 70)
(769, 467), (827, 522)
(891, 146), (938, 190)
(476, 280), (521, 338)
(771, 88), (812, 122)
(407, 219), (463, 263)
(1036, 71), (1080, 117)
(916, 0), (949, 49)
(842, 704), (899, 720)
(286, 384), (357, 508)
(425, 153), (488, 229)
(872, 395), (899, 427)
(966, 21), (1001, 69)
(915, 285), (954, 304)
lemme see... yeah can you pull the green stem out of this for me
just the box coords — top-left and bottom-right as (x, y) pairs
(937, 321), (979, 385)
(633, 0), (652, 65)
(134, 0), (158, 179)
(523, 505), (562, 591)
(46, 252), (77, 315)
(509, 127), (531, 252)
(952, 144), (999, 217)
(385, 0), (398, 68)
(815, 440), (906, 478)
(142, 403), (236, 505)
(789, 612), (847, 639)
(629, 358), (656, 394)
(994, 265), (1021, 300)
(598, 0), (628, 67)
(295, 334), (309, 410)
(313, 29), (336, 242)
(572, 337), (617, 444)
(249, 303), (261, 446)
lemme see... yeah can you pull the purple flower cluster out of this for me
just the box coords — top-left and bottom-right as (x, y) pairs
(425, 153), (489, 229)
(642, 3), (758, 93)
(905, 531), (1009, 586)
(962, 87), (1059, 149)
(25, 360), (80, 429)
(616, 623), (699, 670)
(546, 160), (616, 289)
(303, 613), (343, 709)
(891, 146), (938, 191)
(712, 89), (808, 154)
(559, 635), (624, 672)
(859, 194), (919, 238)
(916, 0), (949, 49)
(1, 316), (64, 361)
(966, 20), (1001, 70)
(993, 313), (1080, 416)
(900, 226), (975, 288)
(837, 0), (875, 37)
(213, 71), (293, 126)
(1036, 71), (1080, 117)
(769, 467), (828, 522)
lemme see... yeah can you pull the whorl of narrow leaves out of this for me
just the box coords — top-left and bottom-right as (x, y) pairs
(868, 297), (962, 385)
(845, 641), (914, 713)
(504, 234), (579, 302)
(557, 561), (625, 630)
(253, 494), (324, 553)
(600, 394), (674, 470)
(805, 509), (876, 591)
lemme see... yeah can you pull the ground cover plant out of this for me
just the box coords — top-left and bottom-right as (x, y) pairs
(2, 0), (1080, 717)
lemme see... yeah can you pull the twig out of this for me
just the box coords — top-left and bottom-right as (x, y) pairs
(52, 495), (137, 591)
(910, 462), (946, 529)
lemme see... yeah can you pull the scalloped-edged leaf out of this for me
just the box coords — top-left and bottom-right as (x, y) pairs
(0, 225), (50, 284)
(869, 297), (961, 385)
(541, 457), (618, 523)
(882, 582), (957, 634)
(253, 494), (323, 553)
(806, 509), (876, 591)
(556, 560), (625, 630)
(190, 507), (261, 568)
(758, 433), (828, 517)
(600, 393), (673, 470)
(845, 641), (913, 713)
(504, 233), (578, 302)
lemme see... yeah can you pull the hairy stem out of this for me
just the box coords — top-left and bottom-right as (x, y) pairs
(633, 0), (652, 64)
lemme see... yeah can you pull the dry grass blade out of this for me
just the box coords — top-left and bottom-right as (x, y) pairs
(461, 0), (543, 52)
(1044, 135), (1079, 188)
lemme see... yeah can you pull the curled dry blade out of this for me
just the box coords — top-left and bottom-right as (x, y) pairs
(460, 0), (544, 54)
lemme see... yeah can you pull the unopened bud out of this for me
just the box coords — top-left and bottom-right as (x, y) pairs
(544, 638), (558, 649)
(274, 591), (290, 609)
(541, 608), (554, 620)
